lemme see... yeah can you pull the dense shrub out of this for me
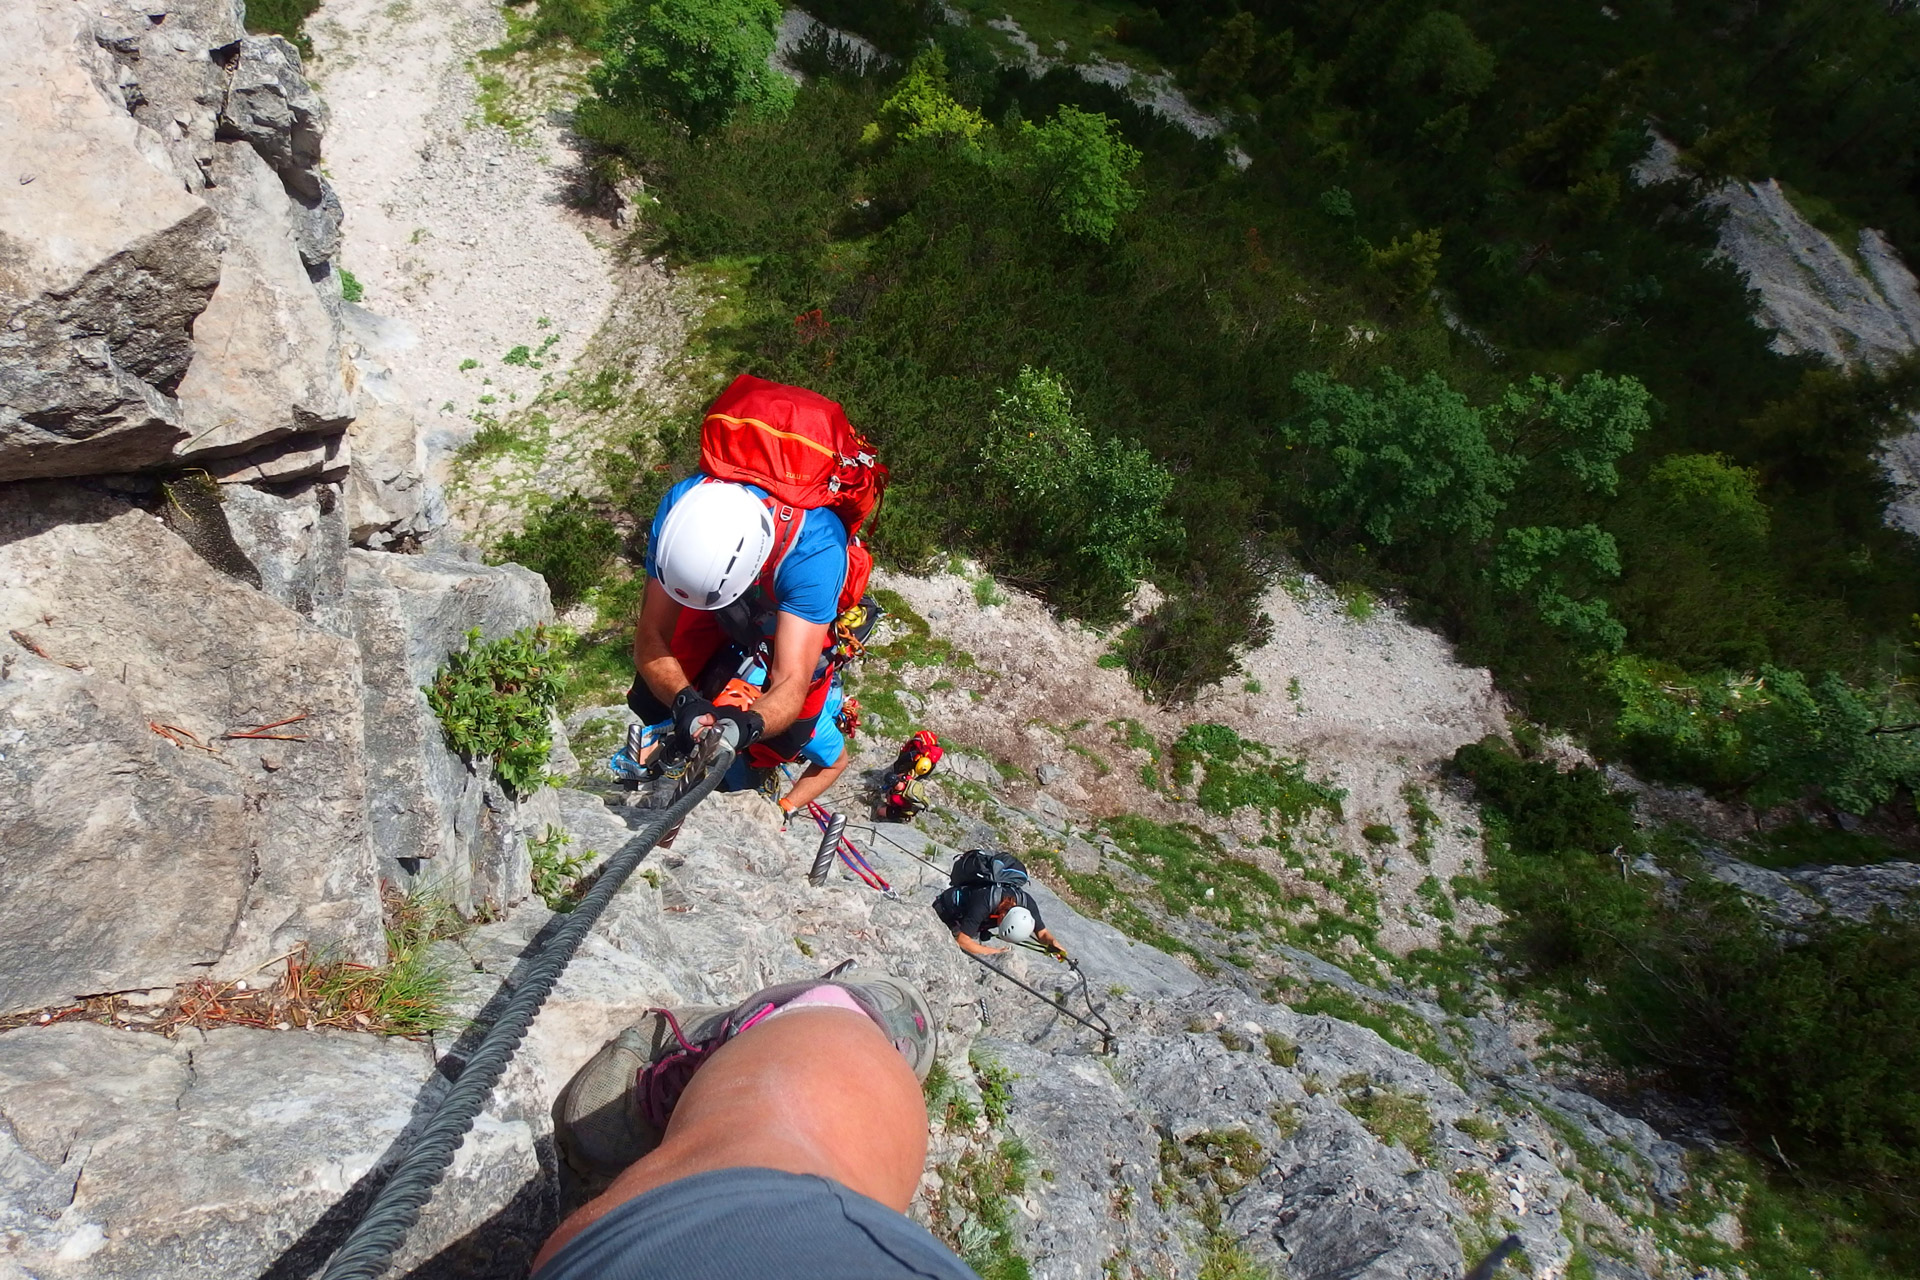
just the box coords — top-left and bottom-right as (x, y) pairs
(1456, 737), (1920, 1193)
(594, 0), (792, 133)
(424, 627), (562, 794)
(495, 493), (622, 609)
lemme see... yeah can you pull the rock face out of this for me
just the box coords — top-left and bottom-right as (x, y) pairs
(0, 483), (383, 1015)
(0, 0), (221, 480)
(1703, 848), (1920, 927)
(172, 141), (355, 467)
(0, 779), (1683, 1279)
(347, 549), (555, 911)
(1637, 135), (1920, 536)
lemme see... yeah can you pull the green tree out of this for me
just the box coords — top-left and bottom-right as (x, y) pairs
(1017, 106), (1143, 242)
(595, 0), (793, 134)
(1389, 11), (1495, 101)
(1493, 524), (1626, 651)
(1646, 452), (1770, 543)
(982, 366), (1173, 598)
(1497, 372), (1652, 496)
(1285, 369), (1516, 545)
(865, 47), (987, 150)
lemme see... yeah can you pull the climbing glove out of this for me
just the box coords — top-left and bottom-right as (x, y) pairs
(713, 705), (765, 748)
(670, 688), (720, 750)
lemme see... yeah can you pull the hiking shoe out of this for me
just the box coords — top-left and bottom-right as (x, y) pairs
(552, 975), (939, 1195)
(838, 975), (939, 1081)
(607, 724), (651, 783)
(553, 1003), (729, 1195)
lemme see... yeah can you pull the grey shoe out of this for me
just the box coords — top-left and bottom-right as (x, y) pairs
(552, 1003), (729, 1198)
(551, 974), (939, 1200)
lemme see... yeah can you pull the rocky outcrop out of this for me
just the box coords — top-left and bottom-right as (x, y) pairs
(347, 549), (555, 912)
(0, 483), (384, 1015)
(1637, 135), (1920, 535)
(172, 140), (354, 468)
(0, 0), (222, 481)
(1702, 848), (1920, 927)
(0, 0), (441, 508)
(0, 773), (1685, 1279)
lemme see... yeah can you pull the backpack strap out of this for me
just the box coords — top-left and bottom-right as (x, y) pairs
(755, 499), (804, 605)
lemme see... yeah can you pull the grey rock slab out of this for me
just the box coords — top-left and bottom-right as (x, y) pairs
(1699, 848), (1920, 926)
(203, 426), (350, 484)
(1024, 881), (1203, 1001)
(345, 548), (551, 910)
(1784, 859), (1920, 920)
(338, 303), (447, 546)
(0, 0), (221, 480)
(173, 141), (353, 461)
(0, 1021), (550, 1279)
(222, 479), (353, 638)
(0, 483), (381, 1014)
(216, 34), (327, 201)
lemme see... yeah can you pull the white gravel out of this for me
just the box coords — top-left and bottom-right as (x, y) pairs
(307, 0), (620, 446)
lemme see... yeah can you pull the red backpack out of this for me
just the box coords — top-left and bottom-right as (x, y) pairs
(700, 375), (888, 612)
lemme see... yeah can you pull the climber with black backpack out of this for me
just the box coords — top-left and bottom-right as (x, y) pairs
(932, 850), (1066, 960)
(610, 376), (887, 798)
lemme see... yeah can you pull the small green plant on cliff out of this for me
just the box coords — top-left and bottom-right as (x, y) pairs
(338, 268), (364, 303)
(425, 625), (562, 794)
(530, 826), (594, 911)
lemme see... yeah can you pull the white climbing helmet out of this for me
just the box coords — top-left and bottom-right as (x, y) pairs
(653, 482), (775, 610)
(995, 906), (1036, 945)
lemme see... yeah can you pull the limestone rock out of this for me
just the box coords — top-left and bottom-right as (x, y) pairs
(173, 141), (353, 461)
(1705, 848), (1920, 927)
(0, 1022), (546, 1280)
(0, 483), (381, 1015)
(0, 0), (222, 481)
(222, 480), (354, 638)
(216, 35), (328, 202)
(345, 549), (552, 910)
(340, 301), (447, 547)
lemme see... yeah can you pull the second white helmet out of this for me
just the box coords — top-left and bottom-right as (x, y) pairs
(995, 906), (1036, 945)
(654, 482), (775, 610)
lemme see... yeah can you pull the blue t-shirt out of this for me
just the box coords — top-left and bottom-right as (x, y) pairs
(646, 475), (849, 625)
(798, 678), (847, 768)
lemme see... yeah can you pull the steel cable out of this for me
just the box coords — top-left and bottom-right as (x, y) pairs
(316, 728), (739, 1280)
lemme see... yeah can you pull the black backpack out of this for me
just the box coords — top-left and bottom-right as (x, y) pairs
(948, 850), (1028, 893)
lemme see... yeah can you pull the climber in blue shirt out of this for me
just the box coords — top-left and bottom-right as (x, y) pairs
(616, 475), (849, 781)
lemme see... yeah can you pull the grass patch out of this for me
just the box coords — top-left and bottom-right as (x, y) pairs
(1170, 724), (1345, 828)
(1338, 1078), (1434, 1163)
(243, 0), (321, 56)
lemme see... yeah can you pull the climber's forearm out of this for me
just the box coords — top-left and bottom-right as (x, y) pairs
(635, 580), (692, 705)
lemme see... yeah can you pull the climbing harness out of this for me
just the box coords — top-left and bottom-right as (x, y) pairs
(966, 941), (1116, 1054)
(803, 801), (892, 892)
(316, 724), (742, 1280)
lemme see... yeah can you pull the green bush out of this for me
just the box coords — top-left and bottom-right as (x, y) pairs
(594, 0), (792, 133)
(495, 493), (622, 609)
(424, 626), (562, 795)
(982, 366), (1173, 613)
(1606, 657), (1920, 816)
(243, 0), (321, 56)
(1015, 106), (1142, 242)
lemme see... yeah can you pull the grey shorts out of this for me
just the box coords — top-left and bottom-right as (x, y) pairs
(532, 1167), (980, 1280)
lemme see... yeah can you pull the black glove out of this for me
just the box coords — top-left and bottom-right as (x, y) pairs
(670, 688), (719, 750)
(712, 705), (764, 747)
